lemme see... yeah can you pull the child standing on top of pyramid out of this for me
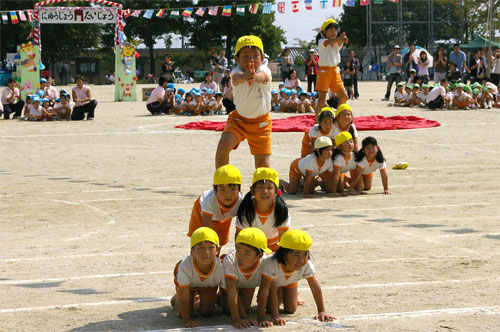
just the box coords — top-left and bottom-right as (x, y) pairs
(314, 18), (349, 119)
(215, 35), (272, 169)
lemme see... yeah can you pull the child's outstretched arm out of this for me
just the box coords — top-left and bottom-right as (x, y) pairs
(307, 276), (335, 322)
(177, 287), (198, 328)
(226, 278), (252, 329)
(380, 169), (390, 194)
(303, 170), (314, 198)
(350, 166), (363, 194)
(257, 276), (272, 327)
(330, 168), (341, 197)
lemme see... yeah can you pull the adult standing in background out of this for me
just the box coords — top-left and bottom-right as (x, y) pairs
(491, 49), (500, 86)
(449, 44), (469, 83)
(161, 54), (175, 83)
(433, 47), (448, 84)
(403, 42), (419, 79)
(306, 49), (318, 92)
(1, 78), (25, 119)
(348, 50), (360, 99)
(60, 62), (70, 85)
(468, 49), (485, 84)
(382, 45), (402, 101)
(280, 48), (294, 82)
(213, 50), (228, 92)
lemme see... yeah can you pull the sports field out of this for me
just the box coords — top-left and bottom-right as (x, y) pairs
(1, 81), (499, 332)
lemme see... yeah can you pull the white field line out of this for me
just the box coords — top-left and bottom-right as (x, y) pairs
(0, 271), (173, 286)
(1, 251), (163, 263)
(0, 130), (218, 139)
(0, 297), (171, 314)
(380, 136), (500, 154)
(339, 306), (500, 320)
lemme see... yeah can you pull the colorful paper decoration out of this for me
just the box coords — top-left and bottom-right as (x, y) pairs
(182, 8), (193, 17)
(249, 3), (259, 14)
(332, 0), (342, 7)
(361, 0), (370, 5)
(320, 0), (328, 9)
(262, 2), (273, 13)
(292, 0), (299, 12)
(170, 10), (179, 18)
(236, 6), (245, 15)
(195, 7), (206, 16)
(208, 6), (218, 15)
(346, 0), (355, 6)
(304, 0), (313, 10)
(156, 9), (165, 17)
(222, 5), (231, 16)
(142, 9), (154, 19)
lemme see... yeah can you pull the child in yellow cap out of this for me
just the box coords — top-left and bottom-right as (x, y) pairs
(171, 227), (225, 328)
(215, 35), (273, 169)
(314, 18), (349, 119)
(257, 229), (335, 327)
(187, 165), (243, 247)
(221, 227), (272, 329)
(280, 136), (334, 198)
(300, 106), (335, 157)
(331, 131), (357, 197)
(332, 103), (358, 151)
(235, 167), (290, 252)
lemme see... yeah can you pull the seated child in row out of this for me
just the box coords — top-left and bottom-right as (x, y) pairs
(280, 136), (334, 198)
(172, 227), (225, 328)
(257, 229), (334, 327)
(235, 167), (290, 252)
(188, 165), (243, 247)
(28, 96), (52, 121)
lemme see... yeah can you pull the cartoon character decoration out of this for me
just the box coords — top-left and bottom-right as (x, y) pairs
(22, 79), (35, 95)
(20, 42), (36, 72)
(120, 43), (135, 76)
(118, 76), (137, 98)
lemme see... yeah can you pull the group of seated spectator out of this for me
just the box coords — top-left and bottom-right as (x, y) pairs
(1, 76), (97, 121)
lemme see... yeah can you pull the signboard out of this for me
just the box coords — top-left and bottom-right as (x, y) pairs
(39, 7), (117, 24)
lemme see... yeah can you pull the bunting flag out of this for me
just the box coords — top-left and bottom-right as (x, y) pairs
(143, 9), (154, 19)
(222, 5), (231, 16)
(320, 0), (328, 9)
(123, 9), (131, 18)
(10, 11), (18, 24)
(292, 0), (299, 12)
(332, 0), (342, 7)
(262, 2), (273, 14)
(346, 0), (355, 6)
(249, 3), (259, 14)
(26, 10), (33, 22)
(389, 0), (399, 2)
(182, 8), (193, 17)
(304, 0), (313, 10)
(208, 6), (218, 15)
(2, 12), (8, 23)
(278, 2), (285, 13)
(236, 5), (246, 15)
(156, 9), (165, 18)
(18, 10), (27, 21)
(361, 0), (370, 5)
(374, 0), (383, 3)
(170, 10), (180, 18)
(131, 10), (141, 17)
(195, 7), (206, 16)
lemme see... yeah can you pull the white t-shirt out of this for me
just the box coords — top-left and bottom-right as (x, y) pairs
(418, 59), (430, 76)
(298, 153), (333, 177)
(199, 189), (243, 221)
(1, 87), (20, 105)
(308, 124), (335, 140)
(426, 85), (447, 103)
(262, 255), (316, 287)
(54, 102), (72, 111)
(318, 39), (342, 67)
(176, 254), (225, 289)
(453, 91), (468, 102)
(46, 86), (58, 100)
(146, 85), (165, 105)
(222, 250), (268, 289)
(356, 156), (386, 175)
(331, 122), (358, 144)
(284, 78), (301, 89)
(416, 91), (426, 102)
(29, 105), (44, 117)
(394, 90), (406, 101)
(235, 200), (291, 250)
(333, 152), (356, 173)
(231, 64), (272, 118)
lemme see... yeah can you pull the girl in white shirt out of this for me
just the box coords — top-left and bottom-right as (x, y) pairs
(280, 136), (334, 198)
(351, 136), (390, 195)
(331, 131), (357, 197)
(417, 51), (430, 84)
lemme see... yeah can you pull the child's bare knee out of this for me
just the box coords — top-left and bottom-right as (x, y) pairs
(284, 303), (297, 314)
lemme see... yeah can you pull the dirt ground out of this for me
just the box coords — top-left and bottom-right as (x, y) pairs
(0, 81), (499, 332)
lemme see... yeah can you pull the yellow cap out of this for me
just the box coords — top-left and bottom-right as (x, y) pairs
(252, 167), (279, 188)
(236, 227), (272, 254)
(335, 131), (353, 146)
(190, 227), (219, 248)
(235, 35), (264, 55)
(318, 106), (334, 117)
(278, 229), (312, 251)
(213, 165), (242, 185)
(314, 136), (333, 150)
(321, 18), (338, 32)
(335, 103), (353, 118)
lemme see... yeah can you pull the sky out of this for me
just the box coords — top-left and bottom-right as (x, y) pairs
(155, 5), (345, 49)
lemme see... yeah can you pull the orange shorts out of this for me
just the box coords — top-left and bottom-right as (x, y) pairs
(318, 170), (332, 180)
(289, 158), (304, 180)
(223, 110), (272, 155)
(316, 66), (345, 93)
(187, 197), (232, 246)
(300, 133), (311, 158)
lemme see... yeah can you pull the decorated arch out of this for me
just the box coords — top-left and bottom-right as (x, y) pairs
(26, 0), (136, 101)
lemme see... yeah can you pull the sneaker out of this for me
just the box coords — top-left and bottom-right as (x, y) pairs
(382, 97), (389, 101)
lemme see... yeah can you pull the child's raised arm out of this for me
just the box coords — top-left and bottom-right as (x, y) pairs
(306, 275), (335, 322)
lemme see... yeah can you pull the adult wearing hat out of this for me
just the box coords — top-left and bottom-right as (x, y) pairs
(306, 49), (319, 92)
(383, 45), (402, 101)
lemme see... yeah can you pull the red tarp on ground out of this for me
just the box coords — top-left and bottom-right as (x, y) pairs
(174, 115), (441, 132)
